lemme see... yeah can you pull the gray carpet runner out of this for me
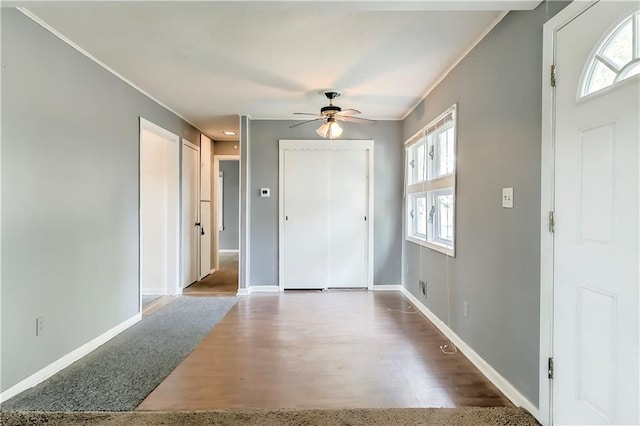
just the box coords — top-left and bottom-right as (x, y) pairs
(1, 296), (237, 412)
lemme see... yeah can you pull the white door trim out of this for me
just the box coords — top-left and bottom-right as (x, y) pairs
(278, 139), (374, 292)
(138, 117), (181, 309)
(539, 2), (597, 425)
(213, 154), (240, 272)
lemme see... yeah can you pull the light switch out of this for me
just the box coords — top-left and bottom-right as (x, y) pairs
(502, 187), (514, 208)
(260, 188), (270, 197)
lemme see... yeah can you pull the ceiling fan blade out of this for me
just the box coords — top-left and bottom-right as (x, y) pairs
(293, 112), (320, 117)
(336, 116), (377, 125)
(289, 118), (324, 128)
(335, 108), (361, 116)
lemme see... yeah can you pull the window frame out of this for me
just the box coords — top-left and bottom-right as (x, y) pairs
(404, 104), (457, 257)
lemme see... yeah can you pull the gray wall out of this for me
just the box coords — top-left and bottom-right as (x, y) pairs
(219, 161), (239, 250)
(1, 9), (202, 392)
(401, 2), (568, 406)
(214, 140), (240, 156)
(248, 120), (403, 287)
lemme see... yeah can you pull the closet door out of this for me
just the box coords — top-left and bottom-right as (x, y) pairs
(327, 150), (369, 288)
(282, 150), (329, 288)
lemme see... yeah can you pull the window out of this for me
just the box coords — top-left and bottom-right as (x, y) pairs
(405, 105), (457, 256)
(581, 11), (640, 97)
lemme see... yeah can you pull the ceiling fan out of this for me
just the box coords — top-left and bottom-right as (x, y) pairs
(290, 91), (377, 139)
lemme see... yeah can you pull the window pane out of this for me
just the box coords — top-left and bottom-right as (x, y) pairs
(603, 20), (632, 69)
(415, 196), (427, 237)
(621, 61), (640, 81)
(437, 194), (454, 242)
(437, 127), (454, 176)
(587, 60), (617, 94)
(416, 143), (426, 182)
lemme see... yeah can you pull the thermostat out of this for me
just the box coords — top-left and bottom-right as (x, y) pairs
(260, 188), (270, 197)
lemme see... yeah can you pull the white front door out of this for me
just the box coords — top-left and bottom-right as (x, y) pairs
(553, 2), (639, 424)
(182, 141), (200, 287)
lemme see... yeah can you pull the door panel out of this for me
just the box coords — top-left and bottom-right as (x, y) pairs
(182, 143), (200, 287)
(328, 150), (368, 287)
(200, 200), (211, 278)
(282, 150), (329, 288)
(554, 2), (639, 424)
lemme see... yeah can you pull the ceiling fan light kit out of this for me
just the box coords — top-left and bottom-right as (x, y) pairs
(291, 90), (377, 139)
(316, 117), (343, 139)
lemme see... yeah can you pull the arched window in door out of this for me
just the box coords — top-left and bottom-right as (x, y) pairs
(581, 11), (640, 97)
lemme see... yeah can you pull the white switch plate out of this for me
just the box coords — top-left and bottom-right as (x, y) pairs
(502, 187), (514, 208)
(260, 188), (270, 197)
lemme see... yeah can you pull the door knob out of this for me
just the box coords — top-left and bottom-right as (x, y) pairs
(194, 222), (201, 226)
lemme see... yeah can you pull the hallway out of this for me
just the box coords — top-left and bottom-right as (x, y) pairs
(184, 252), (238, 295)
(137, 291), (511, 411)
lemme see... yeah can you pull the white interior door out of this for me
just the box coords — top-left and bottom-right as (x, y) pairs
(553, 2), (639, 424)
(139, 119), (179, 298)
(282, 149), (330, 289)
(328, 150), (368, 288)
(199, 135), (212, 277)
(199, 200), (211, 278)
(182, 141), (200, 287)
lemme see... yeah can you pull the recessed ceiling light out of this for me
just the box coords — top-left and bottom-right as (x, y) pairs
(223, 131), (237, 136)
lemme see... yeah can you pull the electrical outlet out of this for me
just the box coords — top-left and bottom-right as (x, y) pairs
(463, 302), (469, 318)
(36, 316), (45, 336)
(502, 187), (514, 208)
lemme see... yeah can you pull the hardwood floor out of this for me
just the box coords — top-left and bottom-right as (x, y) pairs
(137, 291), (512, 411)
(183, 252), (238, 295)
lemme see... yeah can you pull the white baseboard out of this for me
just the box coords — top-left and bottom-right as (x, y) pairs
(141, 291), (165, 296)
(373, 284), (402, 291)
(219, 249), (239, 253)
(209, 268), (216, 275)
(398, 286), (539, 417)
(0, 313), (141, 403)
(236, 285), (281, 296)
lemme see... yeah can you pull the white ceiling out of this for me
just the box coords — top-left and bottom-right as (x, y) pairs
(22, 1), (541, 140)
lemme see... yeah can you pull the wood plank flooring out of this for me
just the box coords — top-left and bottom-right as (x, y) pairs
(137, 291), (512, 411)
(183, 252), (238, 295)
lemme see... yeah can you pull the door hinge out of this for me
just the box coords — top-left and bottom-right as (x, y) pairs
(548, 357), (554, 379)
(551, 64), (556, 87)
(548, 211), (555, 233)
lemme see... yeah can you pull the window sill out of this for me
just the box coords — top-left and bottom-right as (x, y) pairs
(406, 235), (455, 257)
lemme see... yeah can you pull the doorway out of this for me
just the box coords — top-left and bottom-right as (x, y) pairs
(184, 154), (239, 295)
(540, 2), (639, 424)
(139, 118), (180, 309)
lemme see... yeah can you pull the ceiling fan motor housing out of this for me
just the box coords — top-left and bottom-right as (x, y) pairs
(321, 105), (341, 115)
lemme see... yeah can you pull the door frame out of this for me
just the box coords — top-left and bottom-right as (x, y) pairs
(181, 139), (200, 289)
(138, 117), (181, 310)
(278, 139), (374, 292)
(539, 2), (597, 424)
(213, 154), (240, 273)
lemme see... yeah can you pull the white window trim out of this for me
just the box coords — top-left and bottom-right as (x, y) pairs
(404, 104), (457, 257)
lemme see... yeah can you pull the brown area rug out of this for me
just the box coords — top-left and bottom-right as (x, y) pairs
(1, 407), (538, 425)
